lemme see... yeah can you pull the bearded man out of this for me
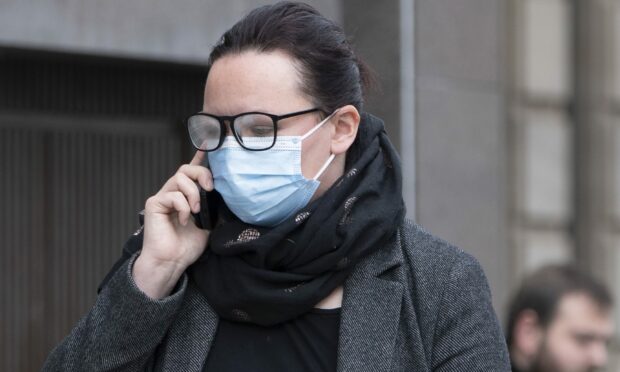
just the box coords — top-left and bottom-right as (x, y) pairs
(507, 265), (614, 372)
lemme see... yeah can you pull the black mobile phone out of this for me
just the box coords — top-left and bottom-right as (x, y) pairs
(191, 153), (221, 230)
(192, 187), (222, 230)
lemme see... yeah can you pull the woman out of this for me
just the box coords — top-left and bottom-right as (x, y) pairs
(44, 2), (510, 371)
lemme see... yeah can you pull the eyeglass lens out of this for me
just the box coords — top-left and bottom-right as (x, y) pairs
(187, 113), (276, 151)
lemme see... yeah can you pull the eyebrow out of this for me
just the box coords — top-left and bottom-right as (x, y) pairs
(572, 331), (613, 342)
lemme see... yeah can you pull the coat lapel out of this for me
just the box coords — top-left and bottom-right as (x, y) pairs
(155, 280), (219, 371)
(337, 235), (404, 372)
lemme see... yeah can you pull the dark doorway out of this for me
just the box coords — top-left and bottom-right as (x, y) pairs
(0, 47), (206, 371)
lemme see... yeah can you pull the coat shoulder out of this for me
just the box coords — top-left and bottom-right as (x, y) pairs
(395, 218), (494, 324)
(399, 218), (482, 281)
(394, 219), (510, 369)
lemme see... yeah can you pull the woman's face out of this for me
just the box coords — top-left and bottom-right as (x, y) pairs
(203, 49), (339, 193)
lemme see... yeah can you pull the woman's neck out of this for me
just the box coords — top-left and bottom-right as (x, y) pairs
(314, 285), (343, 309)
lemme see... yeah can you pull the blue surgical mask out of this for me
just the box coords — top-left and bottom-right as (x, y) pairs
(209, 113), (336, 227)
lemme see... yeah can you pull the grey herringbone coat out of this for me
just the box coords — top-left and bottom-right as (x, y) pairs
(43, 220), (511, 371)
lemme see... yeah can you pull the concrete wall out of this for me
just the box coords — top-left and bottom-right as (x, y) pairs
(0, 0), (341, 63)
(413, 0), (511, 314)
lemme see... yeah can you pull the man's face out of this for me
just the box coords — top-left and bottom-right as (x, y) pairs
(533, 293), (614, 372)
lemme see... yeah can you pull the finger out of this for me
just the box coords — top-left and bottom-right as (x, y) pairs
(169, 191), (192, 226)
(174, 173), (202, 213)
(189, 150), (206, 166)
(189, 152), (213, 191)
(157, 191), (192, 226)
(197, 167), (213, 192)
(162, 164), (213, 193)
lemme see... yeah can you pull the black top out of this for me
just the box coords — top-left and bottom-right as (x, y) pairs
(203, 308), (341, 372)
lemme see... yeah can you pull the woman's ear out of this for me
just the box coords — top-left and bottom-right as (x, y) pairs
(330, 105), (360, 155)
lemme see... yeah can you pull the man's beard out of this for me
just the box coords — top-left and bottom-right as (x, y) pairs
(528, 340), (599, 372)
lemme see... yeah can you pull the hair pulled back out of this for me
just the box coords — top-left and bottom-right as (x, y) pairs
(206, 1), (372, 113)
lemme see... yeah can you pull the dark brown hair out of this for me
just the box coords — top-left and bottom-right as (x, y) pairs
(505, 264), (612, 347)
(205, 1), (373, 113)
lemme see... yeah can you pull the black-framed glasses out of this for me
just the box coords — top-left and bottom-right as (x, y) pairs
(186, 107), (323, 151)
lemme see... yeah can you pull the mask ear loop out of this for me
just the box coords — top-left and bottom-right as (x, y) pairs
(313, 153), (336, 180)
(300, 109), (340, 141)
(302, 108), (339, 181)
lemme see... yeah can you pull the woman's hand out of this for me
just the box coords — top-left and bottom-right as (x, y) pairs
(133, 151), (213, 299)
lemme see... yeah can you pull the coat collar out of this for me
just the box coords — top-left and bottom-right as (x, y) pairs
(337, 230), (405, 372)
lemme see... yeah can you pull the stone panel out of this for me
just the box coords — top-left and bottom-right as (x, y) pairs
(521, 0), (572, 99)
(612, 2), (620, 101)
(522, 109), (572, 222)
(520, 229), (573, 273)
(416, 0), (501, 84)
(611, 124), (620, 220)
